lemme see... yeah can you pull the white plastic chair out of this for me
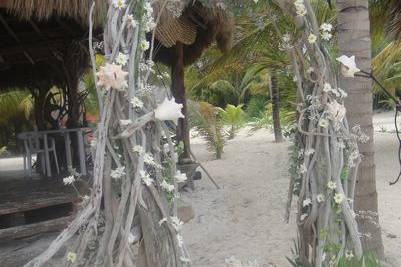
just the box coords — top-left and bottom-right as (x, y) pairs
(18, 132), (60, 178)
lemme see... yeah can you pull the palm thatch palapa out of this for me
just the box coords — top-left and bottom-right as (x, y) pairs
(151, 0), (234, 161)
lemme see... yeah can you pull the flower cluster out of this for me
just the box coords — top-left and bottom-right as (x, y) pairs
(111, 166), (126, 180)
(96, 63), (128, 91)
(63, 175), (75, 185)
(294, 0), (307, 16)
(320, 22), (333, 41)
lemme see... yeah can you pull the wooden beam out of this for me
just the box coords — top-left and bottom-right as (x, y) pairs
(0, 0), (7, 8)
(0, 13), (35, 64)
(0, 215), (73, 240)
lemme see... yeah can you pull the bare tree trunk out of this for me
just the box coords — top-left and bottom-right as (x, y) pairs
(337, 0), (384, 258)
(171, 42), (191, 162)
(270, 73), (283, 143)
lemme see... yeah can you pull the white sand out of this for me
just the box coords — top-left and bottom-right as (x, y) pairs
(183, 112), (401, 266)
(1, 113), (401, 266)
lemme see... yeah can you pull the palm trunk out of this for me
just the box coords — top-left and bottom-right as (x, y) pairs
(337, 0), (384, 258)
(270, 73), (283, 143)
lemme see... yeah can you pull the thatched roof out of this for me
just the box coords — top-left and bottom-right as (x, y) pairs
(0, 0), (105, 90)
(151, 0), (233, 66)
(3, 0), (106, 25)
(388, 1), (401, 39)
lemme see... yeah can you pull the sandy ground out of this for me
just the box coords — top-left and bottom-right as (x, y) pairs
(181, 112), (401, 267)
(1, 112), (401, 266)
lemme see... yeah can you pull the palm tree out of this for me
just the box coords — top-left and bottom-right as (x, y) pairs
(269, 72), (283, 142)
(337, 0), (384, 258)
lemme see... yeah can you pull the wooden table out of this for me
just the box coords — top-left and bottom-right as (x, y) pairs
(22, 128), (87, 177)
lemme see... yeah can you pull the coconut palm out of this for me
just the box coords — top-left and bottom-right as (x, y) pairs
(337, 0), (385, 258)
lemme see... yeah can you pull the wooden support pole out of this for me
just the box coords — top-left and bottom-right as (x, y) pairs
(171, 42), (191, 162)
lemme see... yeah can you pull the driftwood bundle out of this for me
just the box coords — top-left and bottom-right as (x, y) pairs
(24, 1), (190, 266)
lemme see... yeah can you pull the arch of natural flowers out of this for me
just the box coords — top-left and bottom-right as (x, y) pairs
(278, 0), (366, 266)
(23, 0), (367, 267)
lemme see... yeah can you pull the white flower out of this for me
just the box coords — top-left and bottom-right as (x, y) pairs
(133, 145), (144, 154)
(140, 170), (153, 186)
(144, 153), (155, 165)
(125, 15), (137, 28)
(67, 252), (77, 263)
(299, 163), (307, 174)
(303, 198), (312, 207)
(323, 82), (332, 93)
(63, 175), (75, 185)
(319, 118), (329, 128)
(300, 213), (308, 221)
(171, 216), (183, 231)
(140, 40), (150, 51)
(111, 166), (126, 179)
(253, 0), (259, 3)
(327, 181), (336, 190)
(294, 0), (307, 16)
(306, 67), (314, 74)
(305, 149), (315, 156)
(326, 100), (346, 123)
(321, 31), (332, 41)
(320, 23), (333, 32)
(130, 96), (144, 109)
(334, 193), (344, 204)
(112, 0), (126, 9)
(336, 55), (361, 78)
(159, 217), (167, 226)
(308, 33), (317, 44)
(145, 20), (156, 32)
(120, 119), (132, 126)
(316, 194), (325, 203)
(176, 234), (184, 248)
(174, 170), (187, 183)
(160, 180), (175, 192)
(337, 88), (348, 98)
(128, 233), (135, 244)
(282, 33), (291, 43)
(345, 250), (354, 260)
(97, 63), (128, 91)
(155, 97), (185, 124)
(180, 257), (191, 263)
(115, 53), (128, 66)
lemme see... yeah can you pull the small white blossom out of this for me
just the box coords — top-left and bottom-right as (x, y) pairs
(334, 193), (344, 204)
(299, 163), (307, 174)
(337, 88), (348, 98)
(323, 82), (332, 93)
(133, 145), (144, 154)
(180, 257), (191, 263)
(111, 166), (126, 179)
(130, 96), (144, 109)
(303, 198), (312, 207)
(115, 53), (128, 66)
(308, 33), (317, 44)
(140, 170), (154, 186)
(63, 175), (75, 185)
(120, 119), (132, 126)
(174, 170), (187, 183)
(319, 118), (329, 128)
(300, 213), (308, 221)
(176, 234), (184, 248)
(67, 252), (77, 263)
(125, 15), (137, 28)
(128, 233), (135, 244)
(345, 250), (354, 260)
(327, 181), (336, 190)
(159, 217), (167, 226)
(320, 23), (333, 32)
(112, 0), (126, 9)
(171, 216), (183, 231)
(140, 40), (150, 51)
(306, 67), (314, 74)
(316, 194), (325, 203)
(321, 31), (332, 41)
(305, 149), (315, 156)
(294, 0), (307, 16)
(160, 180), (175, 192)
